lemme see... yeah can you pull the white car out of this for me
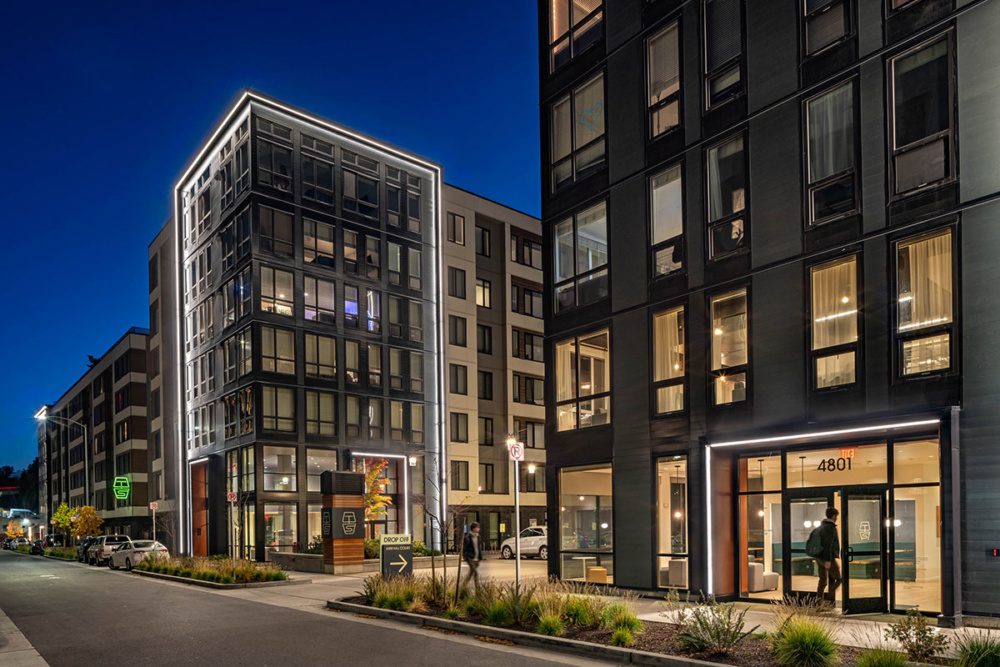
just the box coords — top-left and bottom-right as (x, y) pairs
(500, 526), (548, 560)
(109, 540), (169, 570)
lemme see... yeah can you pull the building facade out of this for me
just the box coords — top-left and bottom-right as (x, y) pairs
(441, 185), (547, 553)
(148, 223), (183, 552)
(538, 0), (1000, 624)
(36, 328), (153, 537)
(170, 91), (444, 560)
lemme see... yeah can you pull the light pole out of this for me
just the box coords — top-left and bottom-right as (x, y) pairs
(35, 409), (90, 514)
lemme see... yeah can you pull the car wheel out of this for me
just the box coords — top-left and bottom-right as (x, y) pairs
(538, 546), (548, 560)
(125, 558), (132, 571)
(501, 546), (513, 560)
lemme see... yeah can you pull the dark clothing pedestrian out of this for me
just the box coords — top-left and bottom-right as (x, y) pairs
(462, 531), (483, 590)
(812, 518), (842, 600)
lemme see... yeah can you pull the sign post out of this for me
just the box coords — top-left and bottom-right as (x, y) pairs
(506, 436), (525, 593)
(227, 491), (237, 573)
(149, 501), (158, 542)
(379, 533), (413, 578)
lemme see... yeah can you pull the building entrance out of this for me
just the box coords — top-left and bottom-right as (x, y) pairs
(738, 438), (941, 614)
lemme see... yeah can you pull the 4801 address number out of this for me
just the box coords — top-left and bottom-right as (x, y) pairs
(817, 457), (852, 472)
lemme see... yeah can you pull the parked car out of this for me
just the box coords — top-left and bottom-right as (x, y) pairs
(1, 538), (11, 550)
(499, 526), (548, 560)
(77, 536), (96, 562)
(86, 535), (131, 565)
(109, 540), (169, 570)
(30, 540), (44, 555)
(12, 537), (29, 550)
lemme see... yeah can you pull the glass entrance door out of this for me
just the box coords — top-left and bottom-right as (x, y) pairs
(842, 488), (887, 613)
(785, 492), (835, 598)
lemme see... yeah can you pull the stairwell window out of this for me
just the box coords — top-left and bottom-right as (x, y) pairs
(551, 74), (605, 192)
(890, 34), (954, 196)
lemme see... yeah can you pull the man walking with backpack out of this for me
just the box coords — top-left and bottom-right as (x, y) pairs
(806, 507), (842, 603)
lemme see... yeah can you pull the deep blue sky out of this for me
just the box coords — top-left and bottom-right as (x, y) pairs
(0, 1), (540, 469)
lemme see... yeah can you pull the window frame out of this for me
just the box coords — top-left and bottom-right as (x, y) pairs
(651, 305), (687, 416)
(553, 200), (609, 313)
(807, 254), (862, 391)
(649, 162), (685, 278)
(804, 78), (860, 227)
(892, 225), (958, 379)
(702, 0), (745, 110)
(447, 212), (466, 245)
(708, 287), (750, 406)
(646, 21), (682, 140)
(476, 278), (492, 308)
(550, 73), (607, 192)
(555, 328), (612, 430)
(802, 0), (852, 57)
(548, 0), (604, 72)
(888, 31), (956, 199)
(704, 133), (749, 261)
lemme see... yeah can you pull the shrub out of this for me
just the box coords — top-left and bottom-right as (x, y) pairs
(610, 628), (636, 647)
(15, 545), (31, 554)
(501, 582), (540, 626)
(772, 618), (839, 667)
(771, 594), (835, 629)
(360, 575), (382, 604)
(856, 648), (909, 667)
(537, 613), (566, 637)
(884, 609), (949, 662)
(442, 605), (464, 620)
(482, 600), (515, 627)
(676, 600), (758, 655)
(364, 538), (379, 560)
(600, 603), (643, 634)
(955, 630), (1000, 667)
(44, 547), (77, 560)
(564, 596), (600, 629)
(407, 598), (430, 614)
(465, 580), (503, 619)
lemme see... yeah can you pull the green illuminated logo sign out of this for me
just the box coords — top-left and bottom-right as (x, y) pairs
(112, 476), (131, 500)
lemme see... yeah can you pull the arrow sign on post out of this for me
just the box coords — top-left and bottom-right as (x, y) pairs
(379, 534), (413, 578)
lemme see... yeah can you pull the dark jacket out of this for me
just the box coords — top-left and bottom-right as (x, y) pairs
(462, 532), (483, 562)
(814, 518), (840, 561)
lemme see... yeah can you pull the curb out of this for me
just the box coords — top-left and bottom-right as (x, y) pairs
(42, 554), (75, 561)
(133, 569), (311, 589)
(326, 599), (725, 667)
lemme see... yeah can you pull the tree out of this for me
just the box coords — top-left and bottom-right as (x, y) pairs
(17, 459), (39, 513)
(5, 519), (24, 539)
(363, 459), (393, 525)
(71, 506), (103, 539)
(51, 502), (73, 543)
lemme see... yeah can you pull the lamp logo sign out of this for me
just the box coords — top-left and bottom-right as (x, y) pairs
(112, 476), (131, 501)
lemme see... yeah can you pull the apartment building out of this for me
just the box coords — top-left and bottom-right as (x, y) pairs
(36, 328), (152, 537)
(538, 0), (1000, 624)
(442, 185), (547, 552)
(168, 90), (444, 560)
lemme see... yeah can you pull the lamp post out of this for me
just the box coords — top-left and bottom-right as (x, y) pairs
(35, 409), (90, 512)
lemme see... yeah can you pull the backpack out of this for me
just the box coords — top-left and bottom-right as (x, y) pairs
(805, 526), (824, 558)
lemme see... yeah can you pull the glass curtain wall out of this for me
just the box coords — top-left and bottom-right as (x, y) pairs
(656, 456), (688, 588)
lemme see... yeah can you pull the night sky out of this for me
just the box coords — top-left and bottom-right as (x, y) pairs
(0, 1), (540, 469)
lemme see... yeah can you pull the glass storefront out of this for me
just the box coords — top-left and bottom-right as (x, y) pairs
(559, 464), (614, 583)
(736, 437), (941, 613)
(263, 502), (297, 557)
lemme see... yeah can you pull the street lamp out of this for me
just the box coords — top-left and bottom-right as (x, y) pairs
(35, 407), (91, 510)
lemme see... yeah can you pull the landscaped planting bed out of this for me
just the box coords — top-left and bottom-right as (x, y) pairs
(136, 555), (288, 584)
(352, 576), (994, 667)
(43, 546), (76, 560)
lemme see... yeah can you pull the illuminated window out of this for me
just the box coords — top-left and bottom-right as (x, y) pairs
(653, 306), (685, 414)
(549, 0), (603, 71)
(555, 329), (610, 431)
(710, 288), (748, 405)
(811, 256), (858, 388)
(806, 81), (857, 224)
(897, 228), (953, 376)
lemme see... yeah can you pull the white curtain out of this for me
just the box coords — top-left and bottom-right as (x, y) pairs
(654, 308), (684, 381)
(808, 82), (853, 183)
(556, 340), (577, 402)
(811, 257), (858, 350)
(899, 231), (952, 331)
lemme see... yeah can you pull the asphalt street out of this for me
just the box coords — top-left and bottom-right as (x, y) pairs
(0, 551), (610, 666)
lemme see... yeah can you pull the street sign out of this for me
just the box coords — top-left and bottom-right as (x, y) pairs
(149, 501), (158, 511)
(508, 441), (524, 462)
(226, 491), (238, 503)
(379, 533), (413, 578)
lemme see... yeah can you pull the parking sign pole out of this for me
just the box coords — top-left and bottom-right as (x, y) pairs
(514, 457), (521, 593)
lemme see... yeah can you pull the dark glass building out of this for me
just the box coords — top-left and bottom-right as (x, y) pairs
(538, 0), (1000, 624)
